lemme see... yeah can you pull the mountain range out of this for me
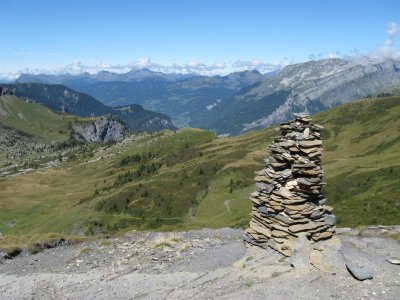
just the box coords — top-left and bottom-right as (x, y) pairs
(16, 69), (267, 129)
(1, 83), (176, 133)
(15, 58), (400, 135)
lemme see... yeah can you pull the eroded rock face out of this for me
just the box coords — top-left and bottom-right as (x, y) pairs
(73, 115), (128, 143)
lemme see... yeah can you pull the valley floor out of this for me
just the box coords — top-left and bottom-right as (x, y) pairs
(0, 227), (399, 299)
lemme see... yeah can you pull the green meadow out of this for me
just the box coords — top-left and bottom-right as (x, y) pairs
(0, 96), (399, 242)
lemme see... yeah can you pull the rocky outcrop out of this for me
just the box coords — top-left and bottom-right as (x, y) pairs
(0, 87), (13, 96)
(73, 116), (128, 143)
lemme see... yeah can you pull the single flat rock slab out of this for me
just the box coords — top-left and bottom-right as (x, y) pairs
(290, 233), (310, 270)
(310, 249), (335, 274)
(303, 128), (310, 138)
(345, 260), (374, 281)
(289, 222), (325, 233)
(324, 214), (336, 226)
(278, 141), (295, 147)
(292, 163), (317, 168)
(243, 234), (259, 246)
(256, 182), (274, 193)
(297, 140), (322, 147)
(387, 258), (400, 265)
(312, 236), (346, 275)
(271, 230), (289, 238)
(279, 187), (295, 198)
(254, 175), (273, 183)
(250, 222), (272, 238)
(274, 214), (294, 225)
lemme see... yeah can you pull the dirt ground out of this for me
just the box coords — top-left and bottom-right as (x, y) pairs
(1, 226), (399, 299)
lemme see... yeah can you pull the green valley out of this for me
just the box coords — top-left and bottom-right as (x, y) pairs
(0, 96), (399, 239)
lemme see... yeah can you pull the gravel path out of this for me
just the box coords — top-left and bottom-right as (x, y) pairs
(0, 227), (399, 299)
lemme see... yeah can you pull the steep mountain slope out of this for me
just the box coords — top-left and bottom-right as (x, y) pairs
(16, 70), (265, 128)
(3, 83), (111, 117)
(0, 91), (128, 147)
(315, 97), (400, 226)
(0, 90), (78, 141)
(113, 104), (175, 132)
(70, 70), (265, 128)
(209, 58), (400, 135)
(2, 83), (175, 132)
(0, 96), (399, 236)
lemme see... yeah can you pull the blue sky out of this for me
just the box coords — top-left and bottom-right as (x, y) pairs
(0, 0), (399, 78)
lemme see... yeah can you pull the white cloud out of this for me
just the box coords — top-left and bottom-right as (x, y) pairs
(368, 22), (400, 60)
(232, 59), (290, 73)
(308, 52), (339, 61)
(212, 62), (226, 69)
(206, 103), (217, 110)
(206, 98), (221, 111)
(387, 22), (399, 40)
(2, 22), (399, 82)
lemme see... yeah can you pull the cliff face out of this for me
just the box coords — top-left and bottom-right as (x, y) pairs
(203, 58), (400, 135)
(73, 116), (128, 143)
(238, 58), (400, 133)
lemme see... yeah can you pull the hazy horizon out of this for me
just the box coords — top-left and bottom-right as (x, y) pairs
(1, 0), (399, 80)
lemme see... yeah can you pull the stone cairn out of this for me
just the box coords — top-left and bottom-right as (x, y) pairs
(244, 113), (336, 256)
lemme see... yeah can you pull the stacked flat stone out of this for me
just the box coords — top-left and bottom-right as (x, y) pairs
(244, 113), (336, 256)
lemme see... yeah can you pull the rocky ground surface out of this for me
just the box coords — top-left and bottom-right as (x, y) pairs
(0, 226), (399, 299)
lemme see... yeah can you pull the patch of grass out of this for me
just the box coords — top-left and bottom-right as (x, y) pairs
(0, 233), (85, 256)
(78, 247), (91, 255)
(152, 233), (181, 248)
(382, 232), (400, 241)
(154, 241), (172, 248)
(271, 270), (289, 278)
(99, 240), (112, 247)
(0, 95), (92, 143)
(240, 281), (254, 288)
(128, 250), (140, 258)
(2, 246), (22, 258)
(178, 243), (191, 252)
(170, 236), (182, 243)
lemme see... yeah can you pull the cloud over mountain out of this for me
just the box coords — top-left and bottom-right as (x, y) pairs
(1, 21), (399, 82)
(0, 57), (287, 81)
(369, 22), (400, 60)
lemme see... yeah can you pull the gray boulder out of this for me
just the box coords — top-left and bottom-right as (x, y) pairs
(345, 259), (374, 281)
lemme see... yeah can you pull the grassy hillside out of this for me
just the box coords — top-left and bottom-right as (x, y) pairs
(2, 83), (176, 133)
(0, 94), (87, 142)
(315, 97), (400, 226)
(0, 96), (399, 238)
